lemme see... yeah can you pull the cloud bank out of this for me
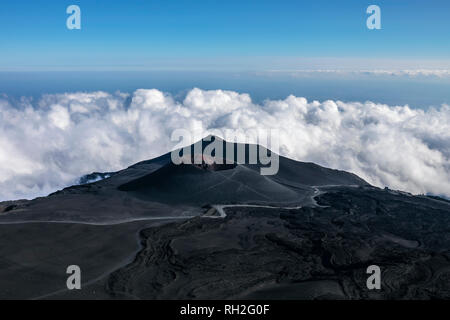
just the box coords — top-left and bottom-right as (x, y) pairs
(0, 88), (449, 201)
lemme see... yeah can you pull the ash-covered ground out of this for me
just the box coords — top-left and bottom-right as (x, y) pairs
(106, 186), (450, 300)
(0, 137), (449, 299)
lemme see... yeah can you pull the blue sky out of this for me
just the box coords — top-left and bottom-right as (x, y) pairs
(1, 0), (450, 71)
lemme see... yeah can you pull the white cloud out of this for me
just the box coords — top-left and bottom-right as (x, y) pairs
(267, 69), (450, 78)
(0, 88), (449, 201)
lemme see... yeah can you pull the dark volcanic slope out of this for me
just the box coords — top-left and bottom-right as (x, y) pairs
(118, 162), (302, 204)
(116, 137), (368, 205)
(107, 186), (450, 300)
(1, 136), (449, 300)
